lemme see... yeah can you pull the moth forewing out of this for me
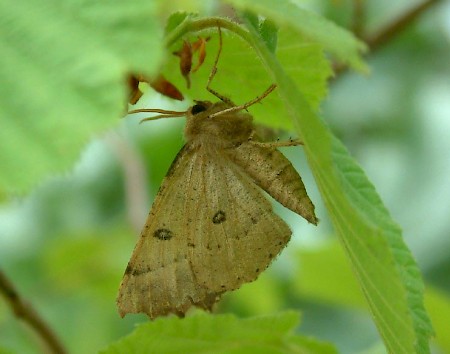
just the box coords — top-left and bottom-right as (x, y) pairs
(117, 146), (223, 318)
(185, 149), (292, 293)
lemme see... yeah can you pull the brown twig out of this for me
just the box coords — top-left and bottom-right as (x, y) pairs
(352, 0), (366, 37)
(334, 0), (442, 76)
(0, 270), (67, 354)
(366, 0), (441, 51)
(106, 132), (150, 234)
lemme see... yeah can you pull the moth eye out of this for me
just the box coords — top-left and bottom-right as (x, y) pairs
(212, 210), (226, 224)
(191, 103), (207, 115)
(154, 228), (173, 240)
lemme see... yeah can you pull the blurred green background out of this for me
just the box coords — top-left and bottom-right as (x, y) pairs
(1, 1), (450, 353)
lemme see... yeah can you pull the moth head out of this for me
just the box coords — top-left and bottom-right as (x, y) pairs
(127, 100), (252, 145)
(187, 100), (233, 118)
(190, 101), (211, 115)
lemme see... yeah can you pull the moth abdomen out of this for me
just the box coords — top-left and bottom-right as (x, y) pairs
(229, 142), (318, 225)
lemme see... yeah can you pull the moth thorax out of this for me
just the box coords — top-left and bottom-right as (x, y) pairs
(184, 102), (254, 147)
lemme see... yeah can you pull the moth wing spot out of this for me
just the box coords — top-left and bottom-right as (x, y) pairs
(154, 228), (174, 240)
(212, 210), (226, 224)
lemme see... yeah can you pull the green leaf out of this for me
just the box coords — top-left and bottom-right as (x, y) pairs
(294, 240), (450, 354)
(241, 12), (278, 53)
(0, 347), (15, 354)
(259, 19), (278, 54)
(101, 312), (338, 354)
(424, 288), (450, 353)
(293, 241), (368, 309)
(224, 0), (367, 72)
(165, 12), (192, 35)
(235, 20), (433, 354)
(0, 0), (163, 192)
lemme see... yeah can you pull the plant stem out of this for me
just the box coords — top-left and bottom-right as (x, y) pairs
(0, 270), (67, 354)
(165, 17), (248, 48)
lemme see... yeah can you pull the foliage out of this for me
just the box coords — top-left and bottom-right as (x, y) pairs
(101, 312), (337, 354)
(2, 0), (449, 353)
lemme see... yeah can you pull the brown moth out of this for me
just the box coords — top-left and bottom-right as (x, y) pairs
(117, 28), (318, 319)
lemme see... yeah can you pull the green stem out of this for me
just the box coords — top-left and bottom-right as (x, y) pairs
(165, 17), (251, 47)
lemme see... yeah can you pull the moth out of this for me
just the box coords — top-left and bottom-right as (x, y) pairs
(117, 28), (318, 319)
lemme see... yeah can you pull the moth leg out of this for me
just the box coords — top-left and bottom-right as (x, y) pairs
(208, 84), (277, 119)
(206, 26), (236, 106)
(249, 138), (304, 148)
(247, 130), (256, 141)
(205, 26), (277, 118)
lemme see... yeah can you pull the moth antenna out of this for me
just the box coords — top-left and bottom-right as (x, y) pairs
(127, 108), (188, 123)
(206, 26), (236, 106)
(208, 84), (277, 119)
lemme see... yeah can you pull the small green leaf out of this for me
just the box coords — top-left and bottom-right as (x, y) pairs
(259, 19), (278, 54)
(101, 312), (337, 354)
(165, 12), (191, 34)
(241, 12), (278, 53)
(225, 0), (367, 71)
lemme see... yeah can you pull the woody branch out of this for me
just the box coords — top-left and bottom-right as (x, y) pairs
(334, 0), (443, 76)
(0, 270), (67, 354)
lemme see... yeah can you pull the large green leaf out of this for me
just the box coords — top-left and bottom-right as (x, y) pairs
(294, 240), (450, 353)
(294, 241), (369, 309)
(0, 0), (163, 192)
(101, 312), (337, 354)
(424, 288), (450, 353)
(237, 18), (433, 354)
